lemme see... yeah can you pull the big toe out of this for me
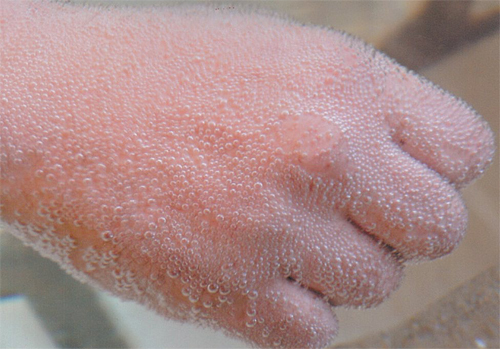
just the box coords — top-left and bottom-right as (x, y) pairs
(383, 63), (496, 187)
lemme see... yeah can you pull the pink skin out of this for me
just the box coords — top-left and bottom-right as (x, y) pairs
(0, 1), (495, 348)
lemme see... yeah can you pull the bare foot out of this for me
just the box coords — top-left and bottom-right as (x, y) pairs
(0, 2), (494, 348)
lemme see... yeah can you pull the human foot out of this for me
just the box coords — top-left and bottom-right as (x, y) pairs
(0, 2), (495, 348)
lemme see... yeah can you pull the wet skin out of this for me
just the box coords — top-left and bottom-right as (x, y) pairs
(0, 1), (495, 348)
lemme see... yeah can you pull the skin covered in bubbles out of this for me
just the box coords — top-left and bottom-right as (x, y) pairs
(0, 1), (495, 348)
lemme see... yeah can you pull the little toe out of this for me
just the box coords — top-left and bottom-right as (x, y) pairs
(291, 215), (403, 308)
(218, 278), (338, 349)
(345, 141), (467, 261)
(382, 65), (495, 187)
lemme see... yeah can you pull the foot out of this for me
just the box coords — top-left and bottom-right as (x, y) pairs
(0, 2), (495, 348)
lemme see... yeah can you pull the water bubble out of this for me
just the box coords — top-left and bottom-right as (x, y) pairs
(218, 295), (227, 303)
(246, 308), (256, 317)
(216, 214), (224, 222)
(219, 285), (231, 296)
(248, 290), (258, 300)
(254, 182), (263, 190)
(245, 318), (257, 328)
(100, 231), (113, 242)
(207, 283), (219, 293)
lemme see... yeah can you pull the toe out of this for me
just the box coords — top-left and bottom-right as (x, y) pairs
(344, 141), (468, 261)
(218, 278), (338, 349)
(381, 65), (495, 187)
(291, 215), (403, 308)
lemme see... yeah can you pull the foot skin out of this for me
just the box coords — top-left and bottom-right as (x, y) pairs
(0, 2), (495, 348)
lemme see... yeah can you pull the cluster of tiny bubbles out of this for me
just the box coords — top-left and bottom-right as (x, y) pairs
(82, 245), (118, 272)
(112, 266), (148, 298)
(8, 220), (78, 275)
